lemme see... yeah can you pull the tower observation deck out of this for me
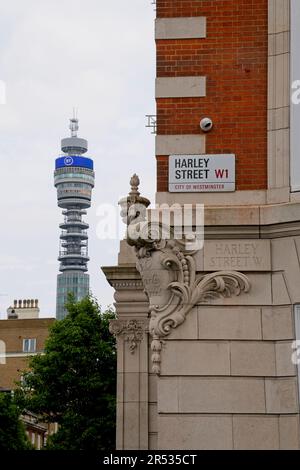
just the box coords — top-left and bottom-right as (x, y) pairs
(54, 117), (95, 319)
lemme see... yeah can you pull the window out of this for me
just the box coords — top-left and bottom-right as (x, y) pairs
(23, 338), (36, 353)
(58, 182), (91, 189)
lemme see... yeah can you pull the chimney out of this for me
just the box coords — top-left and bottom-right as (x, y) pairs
(7, 298), (40, 319)
(8, 309), (18, 320)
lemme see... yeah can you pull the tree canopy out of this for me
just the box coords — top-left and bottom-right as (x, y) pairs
(17, 296), (116, 450)
(0, 392), (32, 451)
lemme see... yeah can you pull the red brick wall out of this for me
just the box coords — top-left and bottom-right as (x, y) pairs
(156, 0), (268, 192)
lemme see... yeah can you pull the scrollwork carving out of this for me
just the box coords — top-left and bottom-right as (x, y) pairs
(143, 240), (250, 374)
(119, 175), (251, 374)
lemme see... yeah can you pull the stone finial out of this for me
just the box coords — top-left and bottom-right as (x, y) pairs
(129, 174), (140, 197)
(127, 174), (150, 208)
(119, 174), (150, 227)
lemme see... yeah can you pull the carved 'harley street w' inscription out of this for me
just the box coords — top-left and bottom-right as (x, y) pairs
(204, 240), (271, 271)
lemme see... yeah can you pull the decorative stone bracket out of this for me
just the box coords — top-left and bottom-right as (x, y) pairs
(109, 319), (149, 354)
(118, 175), (251, 374)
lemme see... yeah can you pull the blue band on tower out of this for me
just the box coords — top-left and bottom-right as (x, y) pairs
(55, 156), (94, 170)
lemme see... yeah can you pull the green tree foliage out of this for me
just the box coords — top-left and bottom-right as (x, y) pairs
(0, 392), (32, 450)
(17, 296), (116, 450)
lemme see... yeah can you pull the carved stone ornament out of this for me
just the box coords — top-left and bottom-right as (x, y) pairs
(109, 319), (148, 354)
(119, 176), (251, 374)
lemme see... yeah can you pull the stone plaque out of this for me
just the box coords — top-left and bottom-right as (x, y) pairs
(204, 240), (271, 271)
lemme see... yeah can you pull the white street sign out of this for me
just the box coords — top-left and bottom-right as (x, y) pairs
(169, 154), (235, 192)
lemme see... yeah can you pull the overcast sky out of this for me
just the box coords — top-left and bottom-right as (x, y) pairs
(0, 1), (156, 318)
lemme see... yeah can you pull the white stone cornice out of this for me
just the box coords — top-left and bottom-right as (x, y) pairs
(111, 280), (144, 290)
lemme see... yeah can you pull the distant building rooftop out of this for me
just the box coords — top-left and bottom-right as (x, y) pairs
(6, 298), (40, 320)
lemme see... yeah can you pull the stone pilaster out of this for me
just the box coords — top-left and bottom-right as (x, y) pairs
(267, 0), (290, 202)
(103, 259), (150, 450)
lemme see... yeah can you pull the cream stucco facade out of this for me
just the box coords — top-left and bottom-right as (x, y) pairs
(104, 202), (300, 450)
